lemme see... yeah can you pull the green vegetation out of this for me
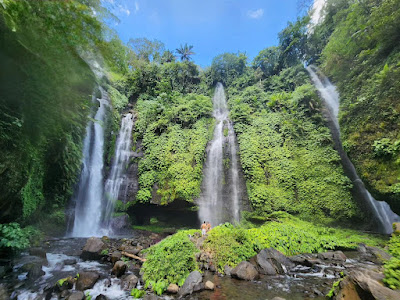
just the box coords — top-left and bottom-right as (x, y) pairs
(203, 212), (384, 273)
(383, 232), (400, 289)
(141, 230), (200, 295)
(0, 223), (30, 252)
(131, 289), (146, 298)
(135, 93), (214, 204)
(307, 0), (400, 212)
(225, 62), (358, 224)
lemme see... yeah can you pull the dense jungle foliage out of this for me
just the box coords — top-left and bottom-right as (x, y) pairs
(308, 0), (400, 212)
(1, 0), (400, 256)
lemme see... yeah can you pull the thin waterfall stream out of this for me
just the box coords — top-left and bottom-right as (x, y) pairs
(307, 65), (400, 234)
(198, 83), (242, 226)
(71, 87), (109, 237)
(103, 112), (134, 233)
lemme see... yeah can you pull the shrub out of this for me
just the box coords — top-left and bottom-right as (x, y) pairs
(141, 230), (199, 295)
(0, 223), (30, 252)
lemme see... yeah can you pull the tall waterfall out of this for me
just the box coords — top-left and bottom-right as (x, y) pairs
(71, 87), (109, 237)
(103, 113), (134, 232)
(307, 65), (399, 234)
(198, 83), (241, 226)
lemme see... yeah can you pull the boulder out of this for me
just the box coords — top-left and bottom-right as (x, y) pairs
(95, 295), (108, 300)
(76, 271), (99, 291)
(29, 247), (47, 259)
(143, 295), (159, 300)
(68, 291), (85, 300)
(289, 254), (321, 267)
(358, 244), (392, 264)
(166, 283), (179, 294)
(317, 251), (347, 262)
(334, 270), (400, 300)
(178, 271), (202, 297)
(110, 251), (122, 264)
(231, 261), (259, 281)
(27, 263), (45, 280)
(81, 237), (106, 260)
(121, 274), (138, 290)
(111, 261), (126, 277)
(205, 281), (215, 290)
(271, 297), (286, 300)
(252, 248), (294, 275)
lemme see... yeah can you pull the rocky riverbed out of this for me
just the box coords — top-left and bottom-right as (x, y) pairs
(0, 231), (399, 300)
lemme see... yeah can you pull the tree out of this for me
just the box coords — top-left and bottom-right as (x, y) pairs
(210, 52), (247, 86)
(278, 16), (309, 67)
(252, 46), (282, 77)
(161, 50), (175, 63)
(128, 38), (165, 62)
(176, 43), (195, 61)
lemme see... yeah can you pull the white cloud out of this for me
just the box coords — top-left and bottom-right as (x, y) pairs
(134, 1), (139, 14)
(247, 8), (264, 19)
(118, 4), (130, 16)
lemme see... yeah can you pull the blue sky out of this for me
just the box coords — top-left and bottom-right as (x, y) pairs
(104, 0), (306, 67)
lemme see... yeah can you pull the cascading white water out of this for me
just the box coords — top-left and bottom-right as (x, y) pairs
(103, 113), (134, 232)
(198, 83), (241, 226)
(71, 87), (109, 237)
(307, 65), (400, 234)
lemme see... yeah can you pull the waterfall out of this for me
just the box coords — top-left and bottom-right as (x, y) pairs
(307, 65), (399, 234)
(71, 87), (109, 237)
(198, 83), (242, 226)
(103, 113), (134, 232)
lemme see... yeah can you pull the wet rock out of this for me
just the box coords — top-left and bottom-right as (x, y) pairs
(95, 295), (108, 300)
(29, 247), (47, 259)
(143, 295), (159, 300)
(111, 261), (126, 277)
(0, 284), (9, 300)
(81, 237), (106, 260)
(224, 265), (232, 276)
(357, 244), (391, 264)
(63, 258), (77, 265)
(68, 291), (85, 300)
(317, 251), (347, 262)
(110, 251), (122, 264)
(178, 270), (202, 297)
(252, 248), (294, 275)
(231, 261), (259, 281)
(205, 281), (215, 290)
(110, 214), (130, 231)
(76, 271), (100, 291)
(60, 290), (70, 298)
(289, 254), (321, 267)
(166, 283), (179, 294)
(334, 270), (400, 300)
(123, 247), (141, 256)
(121, 274), (138, 290)
(193, 282), (205, 293)
(27, 263), (45, 280)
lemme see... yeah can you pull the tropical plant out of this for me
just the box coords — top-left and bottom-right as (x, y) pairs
(176, 43), (195, 61)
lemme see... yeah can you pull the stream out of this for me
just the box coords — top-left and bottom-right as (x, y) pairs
(1, 235), (384, 300)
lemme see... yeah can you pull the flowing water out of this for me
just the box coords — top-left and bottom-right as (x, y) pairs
(71, 87), (109, 237)
(198, 83), (242, 226)
(104, 113), (135, 232)
(307, 65), (400, 234)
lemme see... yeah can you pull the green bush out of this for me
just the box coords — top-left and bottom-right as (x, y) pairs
(384, 234), (400, 289)
(141, 230), (200, 295)
(0, 223), (30, 251)
(204, 213), (384, 273)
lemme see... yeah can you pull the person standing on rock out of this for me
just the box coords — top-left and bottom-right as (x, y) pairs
(201, 221), (207, 236)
